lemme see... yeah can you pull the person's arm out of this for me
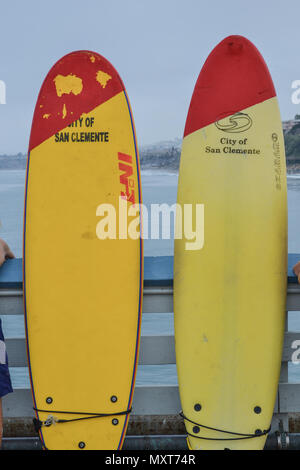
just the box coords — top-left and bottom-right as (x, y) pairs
(0, 239), (14, 447)
(0, 239), (14, 267)
(293, 261), (300, 283)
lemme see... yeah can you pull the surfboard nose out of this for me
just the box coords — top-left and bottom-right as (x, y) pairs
(29, 50), (125, 151)
(226, 36), (244, 54)
(183, 35), (276, 138)
(220, 35), (253, 51)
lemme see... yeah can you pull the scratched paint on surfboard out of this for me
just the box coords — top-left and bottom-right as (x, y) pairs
(24, 51), (143, 450)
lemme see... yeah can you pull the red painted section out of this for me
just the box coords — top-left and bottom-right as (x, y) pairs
(29, 51), (125, 150)
(184, 36), (276, 137)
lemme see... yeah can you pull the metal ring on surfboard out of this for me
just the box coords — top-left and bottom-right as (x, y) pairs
(180, 411), (271, 441)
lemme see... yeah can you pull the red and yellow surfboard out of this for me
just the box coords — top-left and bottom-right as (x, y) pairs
(174, 36), (287, 450)
(23, 51), (143, 450)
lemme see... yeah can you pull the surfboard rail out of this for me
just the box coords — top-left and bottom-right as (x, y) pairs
(1, 255), (300, 450)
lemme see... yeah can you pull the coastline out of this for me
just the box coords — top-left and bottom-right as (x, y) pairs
(287, 163), (300, 175)
(1, 152), (300, 177)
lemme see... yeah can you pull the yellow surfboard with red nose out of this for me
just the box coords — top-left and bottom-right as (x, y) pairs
(23, 51), (143, 450)
(174, 36), (287, 450)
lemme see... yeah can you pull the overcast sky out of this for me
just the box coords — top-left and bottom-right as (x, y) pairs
(1, 0), (300, 154)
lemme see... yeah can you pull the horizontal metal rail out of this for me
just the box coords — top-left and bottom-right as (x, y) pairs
(4, 383), (300, 416)
(4, 331), (300, 367)
(2, 283), (300, 313)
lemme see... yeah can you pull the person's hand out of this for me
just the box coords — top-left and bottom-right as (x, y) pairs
(293, 261), (300, 284)
(0, 239), (15, 267)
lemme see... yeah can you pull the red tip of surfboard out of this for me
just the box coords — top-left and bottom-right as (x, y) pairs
(29, 51), (125, 150)
(184, 36), (276, 138)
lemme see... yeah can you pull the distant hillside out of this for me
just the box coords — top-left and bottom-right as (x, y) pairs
(2, 124), (300, 173)
(141, 125), (300, 173)
(0, 142), (183, 171)
(140, 138), (181, 170)
(283, 117), (300, 173)
(0, 153), (26, 169)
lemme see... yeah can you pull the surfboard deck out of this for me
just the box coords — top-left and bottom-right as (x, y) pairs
(174, 36), (287, 450)
(23, 51), (143, 450)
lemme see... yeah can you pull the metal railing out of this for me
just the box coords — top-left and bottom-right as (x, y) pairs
(1, 255), (300, 450)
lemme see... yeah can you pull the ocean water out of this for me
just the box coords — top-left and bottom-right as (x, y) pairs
(0, 169), (300, 387)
